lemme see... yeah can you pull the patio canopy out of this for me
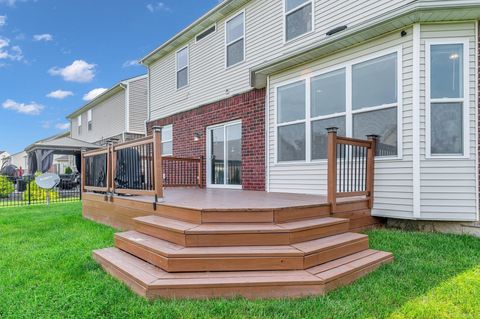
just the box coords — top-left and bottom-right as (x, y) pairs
(24, 132), (99, 174)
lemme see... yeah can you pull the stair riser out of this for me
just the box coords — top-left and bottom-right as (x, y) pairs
(136, 223), (187, 246)
(115, 236), (369, 272)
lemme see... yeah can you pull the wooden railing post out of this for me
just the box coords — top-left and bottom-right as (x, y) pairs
(198, 156), (203, 188)
(106, 141), (113, 193)
(366, 134), (379, 209)
(326, 127), (338, 212)
(80, 149), (86, 195)
(153, 126), (164, 200)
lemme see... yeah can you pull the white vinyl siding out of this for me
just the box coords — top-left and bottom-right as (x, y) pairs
(70, 90), (126, 144)
(418, 22), (477, 221)
(268, 28), (414, 217)
(128, 77), (148, 133)
(149, 0), (413, 121)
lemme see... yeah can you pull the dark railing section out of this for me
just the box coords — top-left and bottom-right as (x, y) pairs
(113, 139), (155, 193)
(163, 156), (202, 187)
(327, 127), (377, 212)
(82, 148), (110, 192)
(211, 158), (241, 186)
(376, 142), (397, 157)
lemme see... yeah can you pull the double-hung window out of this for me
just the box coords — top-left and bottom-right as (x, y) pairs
(87, 109), (93, 131)
(352, 52), (399, 156)
(161, 125), (173, 156)
(176, 47), (189, 89)
(427, 41), (468, 157)
(276, 50), (400, 163)
(225, 12), (245, 68)
(284, 0), (313, 42)
(77, 115), (82, 135)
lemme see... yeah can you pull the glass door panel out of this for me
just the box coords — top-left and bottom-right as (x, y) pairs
(210, 126), (225, 185)
(226, 123), (242, 185)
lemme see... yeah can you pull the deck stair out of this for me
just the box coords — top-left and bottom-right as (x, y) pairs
(94, 200), (392, 299)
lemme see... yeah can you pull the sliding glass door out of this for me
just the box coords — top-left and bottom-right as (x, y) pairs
(206, 120), (242, 188)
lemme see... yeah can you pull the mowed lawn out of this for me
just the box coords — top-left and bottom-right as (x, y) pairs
(1, 203), (480, 319)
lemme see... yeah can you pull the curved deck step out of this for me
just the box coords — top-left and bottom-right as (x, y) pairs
(115, 231), (369, 272)
(93, 247), (393, 299)
(133, 215), (350, 247)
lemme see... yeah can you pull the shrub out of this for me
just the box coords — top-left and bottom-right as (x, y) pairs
(64, 167), (73, 174)
(23, 178), (60, 202)
(0, 175), (14, 198)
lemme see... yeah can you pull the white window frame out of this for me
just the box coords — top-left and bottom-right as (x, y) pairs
(274, 46), (403, 165)
(425, 38), (470, 159)
(283, 0), (315, 44)
(224, 10), (246, 69)
(175, 46), (189, 90)
(77, 115), (82, 135)
(87, 109), (92, 131)
(195, 23), (217, 43)
(161, 124), (173, 156)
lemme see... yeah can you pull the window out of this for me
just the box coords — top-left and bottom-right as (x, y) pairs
(225, 12), (245, 68)
(352, 53), (398, 156)
(77, 115), (82, 135)
(196, 24), (216, 42)
(277, 80), (306, 161)
(176, 47), (189, 89)
(87, 109), (92, 131)
(276, 50), (400, 163)
(284, 0), (313, 42)
(161, 125), (173, 156)
(427, 42), (467, 156)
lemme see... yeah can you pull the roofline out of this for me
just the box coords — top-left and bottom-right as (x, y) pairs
(140, 0), (242, 65)
(24, 136), (98, 153)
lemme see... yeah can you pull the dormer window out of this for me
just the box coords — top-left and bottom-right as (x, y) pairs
(284, 0), (313, 42)
(176, 46), (189, 89)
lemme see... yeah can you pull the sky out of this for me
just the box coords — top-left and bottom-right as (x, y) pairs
(0, 0), (218, 154)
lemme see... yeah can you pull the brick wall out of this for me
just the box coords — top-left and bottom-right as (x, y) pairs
(147, 89), (266, 191)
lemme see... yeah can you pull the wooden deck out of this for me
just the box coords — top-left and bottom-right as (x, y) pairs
(85, 188), (390, 299)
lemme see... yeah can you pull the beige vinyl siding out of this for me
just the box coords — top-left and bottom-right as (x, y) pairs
(71, 90), (126, 144)
(268, 28), (415, 218)
(418, 22), (478, 221)
(149, 0), (413, 120)
(128, 77), (148, 133)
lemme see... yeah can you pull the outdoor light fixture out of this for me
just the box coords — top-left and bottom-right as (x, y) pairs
(194, 132), (201, 141)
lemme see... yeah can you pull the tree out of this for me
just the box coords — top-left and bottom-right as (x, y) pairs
(0, 175), (14, 198)
(64, 166), (73, 174)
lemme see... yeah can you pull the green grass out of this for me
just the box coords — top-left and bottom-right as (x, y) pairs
(1, 203), (480, 319)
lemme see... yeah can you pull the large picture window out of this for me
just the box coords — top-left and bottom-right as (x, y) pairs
(225, 12), (245, 68)
(427, 42), (467, 157)
(276, 50), (400, 163)
(284, 0), (313, 42)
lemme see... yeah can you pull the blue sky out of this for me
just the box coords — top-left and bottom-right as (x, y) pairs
(0, 0), (218, 154)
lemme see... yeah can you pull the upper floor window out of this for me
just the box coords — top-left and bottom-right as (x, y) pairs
(427, 41), (468, 157)
(176, 47), (189, 89)
(77, 115), (82, 135)
(225, 12), (245, 68)
(284, 0), (313, 42)
(87, 109), (93, 131)
(161, 125), (173, 156)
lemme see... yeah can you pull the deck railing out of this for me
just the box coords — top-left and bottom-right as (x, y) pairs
(82, 127), (203, 199)
(326, 127), (377, 212)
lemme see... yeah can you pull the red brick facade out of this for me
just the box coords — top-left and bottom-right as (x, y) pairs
(147, 89), (266, 191)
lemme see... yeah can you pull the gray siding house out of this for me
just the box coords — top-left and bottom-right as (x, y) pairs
(67, 75), (148, 145)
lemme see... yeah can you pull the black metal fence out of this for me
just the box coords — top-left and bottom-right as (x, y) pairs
(0, 174), (81, 208)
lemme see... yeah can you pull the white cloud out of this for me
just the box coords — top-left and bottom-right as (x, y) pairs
(122, 59), (139, 68)
(48, 60), (96, 83)
(0, 15), (6, 27)
(55, 122), (70, 130)
(41, 121), (51, 129)
(46, 90), (73, 99)
(33, 33), (53, 42)
(0, 0), (27, 6)
(83, 88), (107, 101)
(146, 2), (170, 13)
(0, 38), (23, 62)
(2, 99), (43, 115)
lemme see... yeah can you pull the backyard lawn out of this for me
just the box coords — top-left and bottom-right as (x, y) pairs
(1, 203), (480, 319)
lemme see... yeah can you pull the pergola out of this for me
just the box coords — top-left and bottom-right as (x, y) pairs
(25, 132), (98, 174)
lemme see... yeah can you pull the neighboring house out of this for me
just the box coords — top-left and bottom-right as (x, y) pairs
(6, 151), (28, 171)
(67, 74), (148, 146)
(49, 155), (76, 175)
(0, 151), (10, 168)
(140, 0), (480, 230)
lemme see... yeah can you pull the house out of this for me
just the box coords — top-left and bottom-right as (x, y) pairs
(5, 151), (28, 171)
(66, 74), (148, 146)
(0, 151), (10, 168)
(86, 0), (480, 299)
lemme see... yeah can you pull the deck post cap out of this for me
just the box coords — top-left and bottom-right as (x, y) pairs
(326, 127), (339, 133)
(366, 134), (380, 140)
(152, 126), (163, 132)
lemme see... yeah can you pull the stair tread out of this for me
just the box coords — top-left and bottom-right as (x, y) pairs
(292, 233), (368, 254)
(94, 247), (393, 289)
(278, 217), (348, 231)
(134, 215), (198, 233)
